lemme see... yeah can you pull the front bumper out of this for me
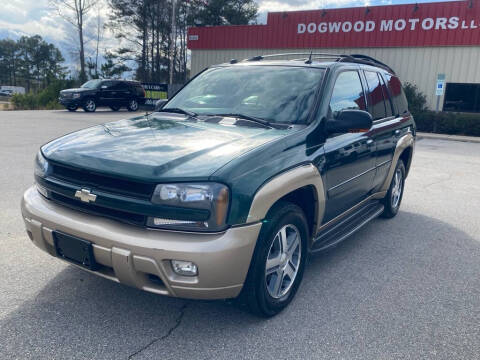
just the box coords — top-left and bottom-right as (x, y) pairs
(21, 186), (261, 299)
(59, 97), (81, 107)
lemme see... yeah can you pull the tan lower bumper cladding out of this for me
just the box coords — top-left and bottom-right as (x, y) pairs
(21, 186), (262, 300)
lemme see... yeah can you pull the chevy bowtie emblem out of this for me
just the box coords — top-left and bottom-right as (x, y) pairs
(74, 189), (97, 203)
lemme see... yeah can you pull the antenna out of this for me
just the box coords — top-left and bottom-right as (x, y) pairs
(305, 51), (313, 64)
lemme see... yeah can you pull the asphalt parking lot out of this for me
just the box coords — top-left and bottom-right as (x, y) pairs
(1, 110), (480, 359)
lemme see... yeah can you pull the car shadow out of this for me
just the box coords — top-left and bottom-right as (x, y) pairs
(2, 211), (480, 359)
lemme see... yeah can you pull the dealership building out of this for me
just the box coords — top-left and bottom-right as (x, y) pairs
(188, 0), (480, 112)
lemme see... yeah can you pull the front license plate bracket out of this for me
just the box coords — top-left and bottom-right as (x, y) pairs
(53, 231), (98, 271)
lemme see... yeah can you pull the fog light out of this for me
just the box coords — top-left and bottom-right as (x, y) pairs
(171, 260), (198, 276)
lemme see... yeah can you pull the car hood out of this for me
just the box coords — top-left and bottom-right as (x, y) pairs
(42, 113), (293, 181)
(60, 88), (92, 93)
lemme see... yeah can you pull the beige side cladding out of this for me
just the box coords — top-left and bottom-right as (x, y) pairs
(190, 46), (480, 110)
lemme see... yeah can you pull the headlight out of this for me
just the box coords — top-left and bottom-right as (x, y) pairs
(72, 93), (81, 98)
(34, 151), (49, 178)
(148, 183), (229, 232)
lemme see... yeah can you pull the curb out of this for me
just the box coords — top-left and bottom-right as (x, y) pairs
(417, 132), (480, 144)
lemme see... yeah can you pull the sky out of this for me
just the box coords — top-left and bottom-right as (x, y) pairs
(0, 0), (454, 73)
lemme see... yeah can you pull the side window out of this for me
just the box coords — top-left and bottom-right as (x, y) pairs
(101, 81), (114, 89)
(329, 71), (366, 115)
(111, 81), (127, 91)
(378, 74), (394, 117)
(384, 74), (409, 115)
(364, 71), (387, 120)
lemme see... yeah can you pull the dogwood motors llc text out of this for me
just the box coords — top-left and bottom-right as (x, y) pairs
(297, 17), (480, 34)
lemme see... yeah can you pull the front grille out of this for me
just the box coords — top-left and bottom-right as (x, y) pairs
(50, 192), (146, 226)
(50, 162), (155, 200)
(61, 92), (73, 99)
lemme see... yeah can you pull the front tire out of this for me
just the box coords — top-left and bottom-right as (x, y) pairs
(67, 105), (78, 112)
(242, 201), (308, 317)
(381, 159), (406, 218)
(83, 98), (96, 112)
(127, 99), (139, 111)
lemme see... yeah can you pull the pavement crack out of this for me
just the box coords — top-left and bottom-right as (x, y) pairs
(128, 302), (188, 359)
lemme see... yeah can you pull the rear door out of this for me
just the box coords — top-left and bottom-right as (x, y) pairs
(113, 81), (132, 105)
(323, 69), (377, 221)
(364, 70), (402, 192)
(98, 80), (116, 105)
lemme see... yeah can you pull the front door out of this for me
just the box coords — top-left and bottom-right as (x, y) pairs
(323, 70), (376, 221)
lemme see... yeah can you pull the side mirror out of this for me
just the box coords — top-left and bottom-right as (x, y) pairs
(325, 109), (373, 134)
(155, 99), (168, 111)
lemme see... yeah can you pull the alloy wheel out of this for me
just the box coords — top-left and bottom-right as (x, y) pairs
(129, 99), (138, 111)
(85, 99), (95, 112)
(391, 167), (403, 208)
(265, 224), (302, 299)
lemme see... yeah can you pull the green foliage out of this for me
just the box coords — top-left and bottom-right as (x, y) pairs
(100, 54), (132, 78)
(190, 0), (258, 26)
(415, 111), (480, 137)
(0, 35), (67, 92)
(403, 81), (480, 136)
(11, 79), (77, 110)
(107, 0), (258, 82)
(403, 82), (427, 118)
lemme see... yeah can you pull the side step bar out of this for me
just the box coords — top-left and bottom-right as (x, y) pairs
(310, 201), (384, 253)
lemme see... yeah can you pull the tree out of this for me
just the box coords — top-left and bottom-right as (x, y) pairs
(404, 82), (427, 117)
(107, 0), (258, 83)
(100, 53), (131, 78)
(189, 0), (258, 26)
(0, 39), (20, 85)
(0, 36), (66, 92)
(51, 0), (96, 82)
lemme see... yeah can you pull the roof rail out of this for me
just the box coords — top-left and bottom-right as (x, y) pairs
(245, 53), (352, 62)
(340, 54), (396, 74)
(242, 52), (395, 74)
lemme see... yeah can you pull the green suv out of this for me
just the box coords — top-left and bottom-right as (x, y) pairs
(22, 54), (415, 316)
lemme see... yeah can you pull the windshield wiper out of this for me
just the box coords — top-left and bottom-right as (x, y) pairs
(212, 113), (273, 127)
(159, 107), (198, 118)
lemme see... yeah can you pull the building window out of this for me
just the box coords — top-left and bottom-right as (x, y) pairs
(443, 83), (480, 112)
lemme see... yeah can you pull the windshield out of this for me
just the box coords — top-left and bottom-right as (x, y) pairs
(81, 79), (102, 89)
(164, 66), (324, 124)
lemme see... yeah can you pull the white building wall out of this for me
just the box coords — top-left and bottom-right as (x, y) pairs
(191, 46), (480, 110)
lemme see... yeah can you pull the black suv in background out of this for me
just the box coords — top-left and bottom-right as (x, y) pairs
(59, 79), (146, 112)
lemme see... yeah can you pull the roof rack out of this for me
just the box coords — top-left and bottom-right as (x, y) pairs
(243, 52), (395, 74)
(245, 53), (351, 62)
(342, 54), (396, 74)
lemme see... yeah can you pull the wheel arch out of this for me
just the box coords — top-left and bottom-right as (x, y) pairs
(399, 145), (414, 178)
(246, 164), (325, 249)
(380, 133), (414, 192)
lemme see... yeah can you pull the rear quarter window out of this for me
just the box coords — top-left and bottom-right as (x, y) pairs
(384, 74), (409, 115)
(131, 83), (145, 96)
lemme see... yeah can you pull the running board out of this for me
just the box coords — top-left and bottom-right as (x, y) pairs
(310, 201), (384, 253)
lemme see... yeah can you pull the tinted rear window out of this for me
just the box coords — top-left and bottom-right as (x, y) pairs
(364, 71), (387, 120)
(384, 74), (409, 115)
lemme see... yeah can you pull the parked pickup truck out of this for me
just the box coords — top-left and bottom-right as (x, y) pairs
(22, 54), (415, 317)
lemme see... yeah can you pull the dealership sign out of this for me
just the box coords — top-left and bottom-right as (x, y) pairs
(188, 0), (480, 49)
(297, 17), (479, 34)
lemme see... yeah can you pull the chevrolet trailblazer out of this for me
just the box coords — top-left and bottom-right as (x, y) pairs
(22, 54), (415, 316)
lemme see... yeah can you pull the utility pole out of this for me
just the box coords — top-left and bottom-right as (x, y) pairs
(169, 0), (177, 86)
